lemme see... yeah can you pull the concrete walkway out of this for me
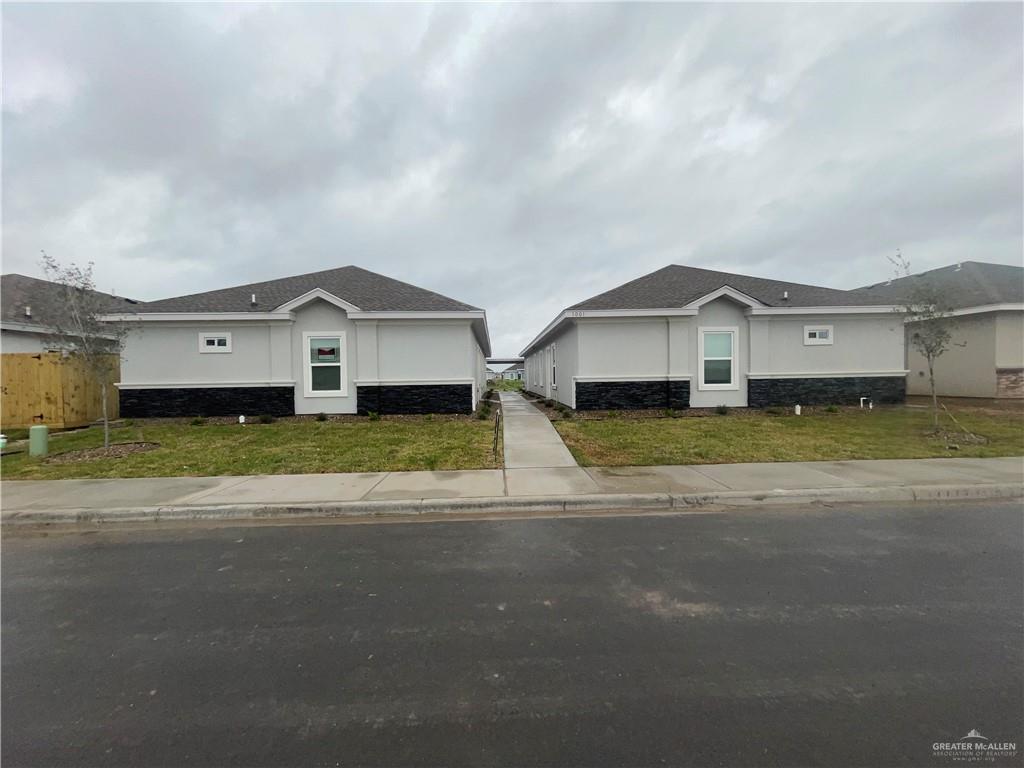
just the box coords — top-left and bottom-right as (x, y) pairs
(2, 458), (1020, 521)
(499, 391), (600, 496)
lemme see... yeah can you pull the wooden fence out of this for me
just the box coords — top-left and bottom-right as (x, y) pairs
(1, 353), (120, 429)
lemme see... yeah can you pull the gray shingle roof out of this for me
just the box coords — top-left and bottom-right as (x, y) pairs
(568, 265), (876, 310)
(1, 274), (138, 330)
(133, 265), (480, 313)
(850, 261), (1024, 309)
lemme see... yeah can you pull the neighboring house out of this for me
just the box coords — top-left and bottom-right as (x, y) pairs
(1, 273), (136, 352)
(486, 367), (499, 381)
(102, 266), (491, 416)
(501, 363), (524, 381)
(521, 265), (906, 410)
(853, 261), (1024, 399)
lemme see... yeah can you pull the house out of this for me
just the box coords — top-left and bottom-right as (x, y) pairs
(853, 261), (1024, 399)
(1, 273), (136, 352)
(486, 367), (499, 381)
(521, 265), (906, 410)
(501, 363), (524, 381)
(101, 266), (491, 417)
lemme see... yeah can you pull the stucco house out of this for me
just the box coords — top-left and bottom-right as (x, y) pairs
(521, 265), (906, 410)
(501, 363), (524, 381)
(853, 261), (1024, 399)
(102, 266), (490, 417)
(1, 273), (136, 352)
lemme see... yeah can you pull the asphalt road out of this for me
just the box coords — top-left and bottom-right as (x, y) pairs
(3, 500), (1022, 767)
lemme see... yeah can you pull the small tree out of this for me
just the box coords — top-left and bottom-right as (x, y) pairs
(888, 251), (957, 432)
(40, 252), (129, 448)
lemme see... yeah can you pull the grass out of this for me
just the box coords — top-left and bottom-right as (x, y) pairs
(554, 406), (1024, 466)
(490, 378), (524, 391)
(1, 417), (501, 480)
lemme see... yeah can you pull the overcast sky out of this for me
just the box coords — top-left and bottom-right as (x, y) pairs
(3, 3), (1022, 356)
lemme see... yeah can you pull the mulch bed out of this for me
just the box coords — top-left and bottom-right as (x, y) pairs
(121, 413), (484, 428)
(45, 442), (160, 464)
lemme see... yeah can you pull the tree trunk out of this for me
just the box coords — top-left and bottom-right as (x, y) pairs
(101, 382), (110, 448)
(928, 358), (939, 432)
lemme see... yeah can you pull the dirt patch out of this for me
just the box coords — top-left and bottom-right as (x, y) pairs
(45, 442), (160, 464)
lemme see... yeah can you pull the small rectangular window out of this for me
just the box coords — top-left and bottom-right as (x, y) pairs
(199, 333), (232, 353)
(804, 325), (834, 346)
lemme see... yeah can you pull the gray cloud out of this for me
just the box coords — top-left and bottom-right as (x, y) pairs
(3, 2), (1021, 355)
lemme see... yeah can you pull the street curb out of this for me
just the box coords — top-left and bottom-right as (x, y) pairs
(1, 482), (1021, 527)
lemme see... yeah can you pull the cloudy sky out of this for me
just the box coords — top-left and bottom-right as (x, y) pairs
(3, 3), (1021, 356)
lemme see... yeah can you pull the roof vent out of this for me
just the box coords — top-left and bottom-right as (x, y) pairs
(250, 293), (257, 306)
(954, 262), (962, 272)
(782, 290), (789, 301)
(24, 305), (31, 318)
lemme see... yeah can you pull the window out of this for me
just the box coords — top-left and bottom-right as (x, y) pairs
(303, 332), (347, 397)
(699, 327), (738, 390)
(199, 333), (232, 353)
(550, 344), (556, 388)
(804, 325), (834, 346)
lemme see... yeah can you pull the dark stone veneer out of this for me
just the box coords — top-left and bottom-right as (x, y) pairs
(357, 384), (472, 415)
(574, 380), (690, 411)
(748, 376), (906, 407)
(119, 386), (295, 418)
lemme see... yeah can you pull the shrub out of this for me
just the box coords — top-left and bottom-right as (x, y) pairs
(714, 404), (729, 416)
(423, 414), (433, 421)
(316, 412), (328, 421)
(258, 414), (276, 424)
(824, 404), (839, 413)
(123, 418), (135, 427)
(560, 408), (573, 419)
(367, 411), (381, 422)
(477, 409), (490, 420)
(544, 399), (554, 408)
(663, 408), (676, 419)
(190, 417), (207, 426)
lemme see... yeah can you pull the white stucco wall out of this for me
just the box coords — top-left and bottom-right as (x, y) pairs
(906, 313), (997, 398)
(689, 299), (749, 408)
(524, 321), (579, 407)
(377, 322), (472, 381)
(1, 329), (48, 353)
(290, 300), (359, 414)
(578, 319), (668, 378)
(523, 299), (906, 408)
(117, 299), (486, 413)
(120, 322), (291, 386)
(995, 311), (1024, 370)
(748, 313), (905, 375)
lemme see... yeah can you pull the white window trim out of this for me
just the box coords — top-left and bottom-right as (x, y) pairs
(198, 332), (232, 353)
(303, 331), (348, 398)
(698, 326), (738, 391)
(804, 324), (834, 346)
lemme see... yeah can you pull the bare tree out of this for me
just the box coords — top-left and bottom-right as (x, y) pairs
(40, 251), (129, 448)
(888, 251), (957, 432)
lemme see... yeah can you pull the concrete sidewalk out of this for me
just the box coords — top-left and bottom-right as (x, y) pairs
(499, 391), (601, 496)
(2, 457), (1021, 526)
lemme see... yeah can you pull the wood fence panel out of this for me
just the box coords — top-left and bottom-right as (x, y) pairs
(1, 353), (119, 429)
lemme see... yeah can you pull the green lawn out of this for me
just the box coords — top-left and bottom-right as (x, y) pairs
(490, 378), (523, 391)
(554, 406), (1024, 466)
(1, 417), (501, 480)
